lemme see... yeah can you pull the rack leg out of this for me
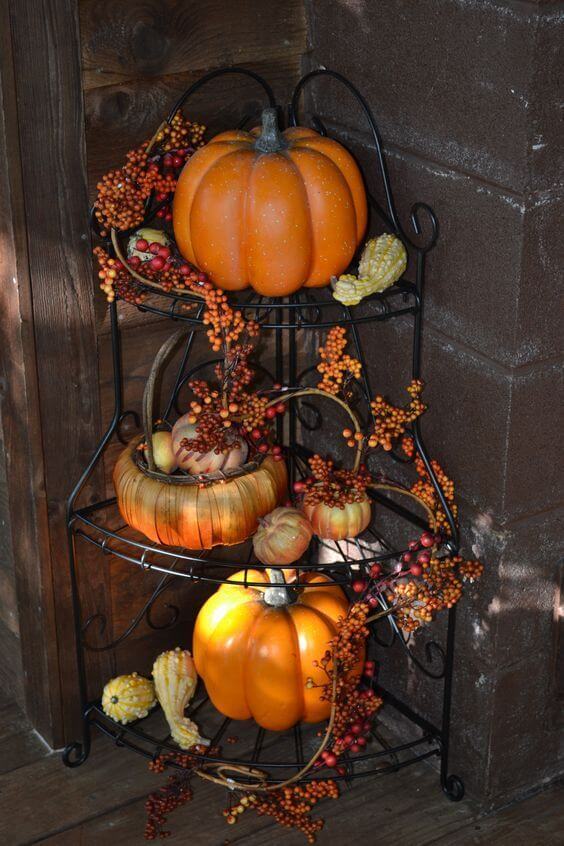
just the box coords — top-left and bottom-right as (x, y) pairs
(439, 605), (464, 801)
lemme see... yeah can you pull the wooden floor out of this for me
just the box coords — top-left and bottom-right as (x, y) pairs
(1, 693), (561, 846)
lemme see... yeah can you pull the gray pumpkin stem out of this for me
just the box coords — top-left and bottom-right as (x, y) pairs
(263, 568), (294, 607)
(254, 108), (287, 154)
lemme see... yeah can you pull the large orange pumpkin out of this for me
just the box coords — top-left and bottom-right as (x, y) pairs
(193, 569), (364, 731)
(173, 109), (367, 296)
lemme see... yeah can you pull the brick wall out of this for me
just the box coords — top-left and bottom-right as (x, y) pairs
(304, 0), (563, 806)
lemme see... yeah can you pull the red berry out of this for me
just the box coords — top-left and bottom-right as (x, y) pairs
(197, 273), (207, 282)
(128, 255), (140, 268)
(368, 595), (378, 607)
(272, 445), (282, 455)
(156, 208), (166, 218)
(265, 407), (277, 419)
(293, 481), (306, 493)
(156, 193), (168, 202)
(157, 246), (171, 259)
(172, 155), (183, 168)
(149, 242), (161, 255)
(352, 579), (365, 594)
(135, 238), (148, 251)
(336, 766), (346, 777)
(165, 212), (172, 222)
(370, 563), (382, 578)
(275, 402), (286, 414)
(356, 737), (367, 748)
(351, 723), (362, 735)
(150, 256), (165, 271)
(417, 551), (430, 565)
(273, 383), (282, 390)
(350, 743), (361, 753)
(401, 552), (413, 564)
(251, 428), (262, 440)
(410, 563), (423, 577)
(179, 263), (190, 276)
(365, 660), (375, 671)
(343, 734), (354, 746)
(163, 154), (173, 167)
(408, 540), (419, 551)
(258, 443), (269, 453)
(324, 753), (337, 768)
(420, 532), (434, 548)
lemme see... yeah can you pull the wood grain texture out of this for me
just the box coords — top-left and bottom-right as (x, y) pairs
(7, 0), (115, 742)
(0, 0), (60, 723)
(79, 0), (306, 90)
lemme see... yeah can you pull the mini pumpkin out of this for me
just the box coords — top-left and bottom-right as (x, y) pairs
(101, 673), (156, 724)
(253, 507), (313, 566)
(302, 497), (371, 541)
(173, 108), (367, 296)
(171, 413), (249, 474)
(193, 569), (364, 731)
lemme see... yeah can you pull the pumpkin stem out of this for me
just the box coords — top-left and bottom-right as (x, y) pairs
(263, 567), (294, 607)
(254, 108), (287, 154)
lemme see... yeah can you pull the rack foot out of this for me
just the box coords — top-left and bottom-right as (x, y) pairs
(62, 730), (91, 768)
(442, 773), (465, 802)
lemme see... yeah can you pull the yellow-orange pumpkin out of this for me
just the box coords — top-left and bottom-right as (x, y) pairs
(113, 435), (287, 549)
(173, 109), (367, 296)
(302, 497), (371, 541)
(193, 569), (364, 731)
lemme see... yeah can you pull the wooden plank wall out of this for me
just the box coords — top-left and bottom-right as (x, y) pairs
(0, 0), (305, 747)
(78, 2), (307, 723)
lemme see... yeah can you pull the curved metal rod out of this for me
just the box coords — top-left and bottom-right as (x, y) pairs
(290, 69), (402, 234)
(81, 567), (182, 652)
(290, 69), (440, 253)
(167, 66), (276, 124)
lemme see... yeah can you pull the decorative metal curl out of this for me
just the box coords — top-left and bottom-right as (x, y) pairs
(167, 66), (276, 125)
(81, 569), (182, 652)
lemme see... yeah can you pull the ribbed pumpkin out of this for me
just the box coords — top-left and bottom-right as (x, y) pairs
(193, 569), (364, 731)
(302, 497), (371, 541)
(173, 108), (367, 296)
(114, 435), (287, 549)
(253, 507), (313, 565)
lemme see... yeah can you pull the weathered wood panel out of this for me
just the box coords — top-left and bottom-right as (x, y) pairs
(80, 0), (306, 90)
(7, 0), (115, 743)
(84, 55), (304, 196)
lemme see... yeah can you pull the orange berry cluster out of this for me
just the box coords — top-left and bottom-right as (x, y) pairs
(197, 282), (259, 352)
(402, 436), (458, 534)
(93, 111), (205, 236)
(297, 455), (370, 509)
(317, 326), (361, 397)
(367, 380), (425, 451)
(94, 246), (147, 305)
(145, 766), (193, 840)
(307, 601), (382, 771)
(250, 781), (339, 843)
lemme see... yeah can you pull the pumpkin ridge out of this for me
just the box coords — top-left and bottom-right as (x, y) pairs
(287, 606), (306, 720)
(285, 148), (315, 281)
(191, 149), (256, 288)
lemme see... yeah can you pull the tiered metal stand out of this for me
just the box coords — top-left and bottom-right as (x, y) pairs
(63, 68), (464, 802)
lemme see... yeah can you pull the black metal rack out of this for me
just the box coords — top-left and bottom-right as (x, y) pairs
(62, 67), (464, 803)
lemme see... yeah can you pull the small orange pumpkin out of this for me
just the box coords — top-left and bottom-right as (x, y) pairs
(302, 497), (371, 541)
(173, 109), (367, 296)
(193, 569), (364, 731)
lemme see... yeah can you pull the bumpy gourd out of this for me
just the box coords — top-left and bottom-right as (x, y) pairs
(102, 673), (157, 724)
(332, 234), (407, 306)
(152, 648), (208, 750)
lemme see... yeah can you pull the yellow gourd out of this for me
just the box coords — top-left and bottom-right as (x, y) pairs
(101, 673), (157, 724)
(332, 234), (407, 306)
(152, 648), (209, 750)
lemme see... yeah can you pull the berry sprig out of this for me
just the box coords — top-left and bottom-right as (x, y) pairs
(93, 111), (205, 236)
(367, 380), (426, 451)
(316, 326), (361, 398)
(293, 456), (371, 509)
(401, 436), (457, 534)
